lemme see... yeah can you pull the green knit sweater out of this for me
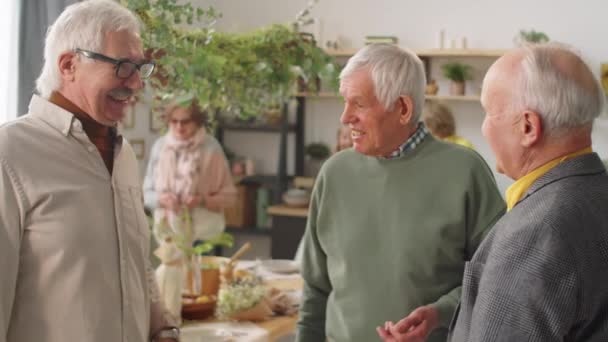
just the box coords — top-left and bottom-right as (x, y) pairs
(296, 137), (505, 342)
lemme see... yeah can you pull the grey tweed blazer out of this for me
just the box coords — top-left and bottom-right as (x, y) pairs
(449, 153), (608, 342)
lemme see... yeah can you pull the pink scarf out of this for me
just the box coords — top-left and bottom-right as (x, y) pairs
(156, 127), (207, 204)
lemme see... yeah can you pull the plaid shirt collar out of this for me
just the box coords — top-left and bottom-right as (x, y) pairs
(384, 122), (429, 159)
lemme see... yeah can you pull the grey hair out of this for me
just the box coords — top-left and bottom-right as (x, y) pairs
(35, 0), (141, 98)
(339, 44), (426, 123)
(515, 43), (605, 134)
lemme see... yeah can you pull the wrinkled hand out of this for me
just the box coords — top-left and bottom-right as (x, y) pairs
(203, 192), (222, 212)
(159, 193), (180, 212)
(184, 194), (203, 209)
(377, 305), (439, 342)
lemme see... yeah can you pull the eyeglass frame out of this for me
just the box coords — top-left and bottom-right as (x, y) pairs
(74, 48), (155, 79)
(169, 117), (195, 126)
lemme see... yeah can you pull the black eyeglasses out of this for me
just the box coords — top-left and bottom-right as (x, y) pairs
(74, 48), (155, 79)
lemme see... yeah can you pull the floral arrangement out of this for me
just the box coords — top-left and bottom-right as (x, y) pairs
(215, 279), (268, 320)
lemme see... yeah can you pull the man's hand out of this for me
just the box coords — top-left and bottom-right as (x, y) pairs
(159, 193), (180, 212)
(376, 305), (439, 342)
(184, 194), (202, 209)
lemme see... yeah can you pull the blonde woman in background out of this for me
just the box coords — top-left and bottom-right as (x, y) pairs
(335, 125), (354, 153)
(423, 101), (474, 149)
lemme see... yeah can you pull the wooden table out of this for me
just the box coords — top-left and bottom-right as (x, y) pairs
(257, 277), (302, 340)
(183, 276), (303, 341)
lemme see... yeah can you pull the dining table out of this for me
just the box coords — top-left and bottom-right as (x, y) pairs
(181, 261), (302, 342)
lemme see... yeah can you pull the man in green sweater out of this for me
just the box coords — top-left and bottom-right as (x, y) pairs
(295, 44), (505, 342)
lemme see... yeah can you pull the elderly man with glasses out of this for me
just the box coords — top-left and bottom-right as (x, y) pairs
(0, 1), (179, 342)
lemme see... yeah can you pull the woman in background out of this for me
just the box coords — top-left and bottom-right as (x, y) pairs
(335, 125), (353, 153)
(423, 101), (475, 149)
(143, 99), (236, 319)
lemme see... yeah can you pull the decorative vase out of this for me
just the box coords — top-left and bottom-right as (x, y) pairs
(450, 81), (465, 96)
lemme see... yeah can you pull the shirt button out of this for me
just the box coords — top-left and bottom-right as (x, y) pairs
(87, 146), (95, 153)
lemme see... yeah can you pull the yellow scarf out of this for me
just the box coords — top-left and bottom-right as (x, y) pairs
(505, 147), (592, 211)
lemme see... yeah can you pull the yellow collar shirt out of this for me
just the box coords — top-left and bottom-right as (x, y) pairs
(0, 95), (174, 342)
(505, 147), (593, 211)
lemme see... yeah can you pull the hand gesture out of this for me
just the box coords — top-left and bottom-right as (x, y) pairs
(159, 192), (180, 212)
(377, 305), (439, 342)
(184, 194), (203, 209)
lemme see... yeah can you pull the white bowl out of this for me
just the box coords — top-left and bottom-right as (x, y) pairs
(282, 194), (310, 207)
(285, 188), (309, 198)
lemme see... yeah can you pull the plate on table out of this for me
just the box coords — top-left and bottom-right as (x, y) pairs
(258, 259), (300, 274)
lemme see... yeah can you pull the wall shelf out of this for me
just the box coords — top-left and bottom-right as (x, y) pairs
(325, 48), (507, 58)
(216, 101), (306, 203)
(296, 92), (480, 102)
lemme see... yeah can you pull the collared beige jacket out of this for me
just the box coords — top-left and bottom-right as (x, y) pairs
(0, 95), (175, 342)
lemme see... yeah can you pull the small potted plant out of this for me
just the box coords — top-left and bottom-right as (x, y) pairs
(441, 62), (473, 96)
(305, 142), (331, 177)
(515, 29), (550, 45)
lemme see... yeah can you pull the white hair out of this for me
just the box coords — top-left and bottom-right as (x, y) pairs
(35, 0), (141, 98)
(339, 44), (426, 123)
(515, 43), (605, 134)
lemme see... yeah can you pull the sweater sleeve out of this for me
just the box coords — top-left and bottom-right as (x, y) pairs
(203, 146), (237, 210)
(296, 172), (332, 342)
(143, 138), (163, 211)
(431, 156), (506, 328)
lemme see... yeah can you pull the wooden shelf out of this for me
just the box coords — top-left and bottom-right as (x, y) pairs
(425, 95), (480, 102)
(267, 205), (309, 218)
(325, 48), (507, 58)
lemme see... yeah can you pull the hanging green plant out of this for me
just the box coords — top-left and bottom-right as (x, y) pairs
(122, 0), (339, 122)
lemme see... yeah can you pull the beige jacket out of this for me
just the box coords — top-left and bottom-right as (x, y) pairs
(0, 95), (174, 342)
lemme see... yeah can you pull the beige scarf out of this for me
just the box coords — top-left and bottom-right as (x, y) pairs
(156, 127), (207, 203)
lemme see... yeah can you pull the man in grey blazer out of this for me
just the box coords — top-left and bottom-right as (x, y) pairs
(446, 44), (608, 341)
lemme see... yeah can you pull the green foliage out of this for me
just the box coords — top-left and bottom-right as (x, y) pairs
(518, 29), (550, 44)
(305, 142), (331, 160)
(441, 62), (474, 82)
(190, 232), (234, 256)
(122, 0), (339, 121)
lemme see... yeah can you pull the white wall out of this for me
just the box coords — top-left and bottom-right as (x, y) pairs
(129, 0), (608, 194)
(0, 0), (20, 124)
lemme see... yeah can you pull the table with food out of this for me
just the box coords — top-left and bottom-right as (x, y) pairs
(176, 246), (303, 342)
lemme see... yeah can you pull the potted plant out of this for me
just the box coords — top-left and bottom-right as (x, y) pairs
(515, 29), (550, 45)
(441, 62), (473, 96)
(305, 142), (331, 177)
(122, 0), (339, 123)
